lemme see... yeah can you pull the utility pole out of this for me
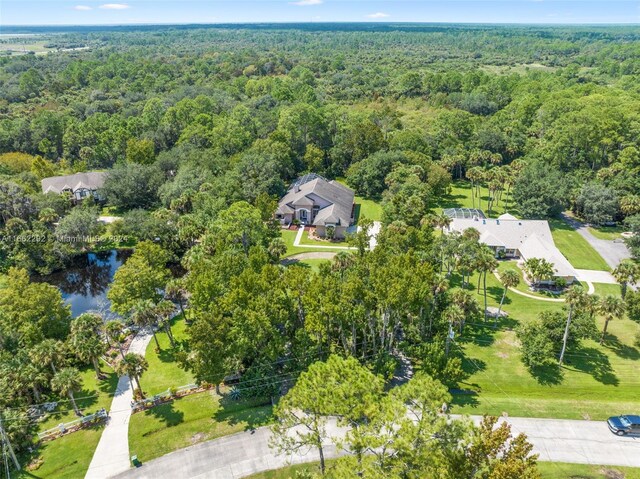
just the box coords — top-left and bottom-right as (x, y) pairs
(0, 412), (20, 472)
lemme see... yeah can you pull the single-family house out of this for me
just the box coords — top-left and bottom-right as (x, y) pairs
(41, 172), (106, 203)
(447, 213), (577, 284)
(276, 173), (355, 239)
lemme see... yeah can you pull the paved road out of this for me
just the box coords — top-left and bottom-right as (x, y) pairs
(560, 213), (631, 270)
(85, 330), (153, 479)
(114, 415), (640, 479)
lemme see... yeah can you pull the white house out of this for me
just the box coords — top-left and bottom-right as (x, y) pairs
(447, 213), (577, 284)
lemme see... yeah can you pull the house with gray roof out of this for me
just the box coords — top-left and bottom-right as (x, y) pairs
(41, 172), (106, 203)
(276, 174), (355, 239)
(447, 213), (577, 284)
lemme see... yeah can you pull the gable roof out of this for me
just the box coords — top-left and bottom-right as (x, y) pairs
(41, 172), (106, 194)
(448, 217), (577, 279)
(278, 175), (354, 226)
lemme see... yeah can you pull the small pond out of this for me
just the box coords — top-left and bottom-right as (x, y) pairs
(38, 249), (132, 319)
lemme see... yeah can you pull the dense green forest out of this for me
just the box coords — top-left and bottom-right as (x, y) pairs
(2, 24), (640, 477)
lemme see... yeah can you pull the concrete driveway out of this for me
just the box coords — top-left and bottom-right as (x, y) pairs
(560, 213), (631, 270)
(115, 415), (640, 479)
(575, 269), (618, 284)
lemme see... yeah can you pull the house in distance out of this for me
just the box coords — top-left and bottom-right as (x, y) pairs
(276, 173), (355, 239)
(41, 171), (106, 203)
(445, 209), (578, 285)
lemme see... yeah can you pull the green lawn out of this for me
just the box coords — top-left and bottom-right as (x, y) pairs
(19, 361), (118, 478)
(433, 181), (518, 218)
(548, 219), (610, 271)
(17, 428), (106, 479)
(296, 258), (331, 272)
(298, 230), (350, 247)
(496, 261), (569, 300)
(353, 195), (383, 222)
(245, 461), (640, 479)
(142, 315), (195, 396)
(593, 283), (623, 298)
(129, 391), (273, 462)
(129, 313), (273, 462)
(448, 270), (640, 420)
(587, 225), (625, 241)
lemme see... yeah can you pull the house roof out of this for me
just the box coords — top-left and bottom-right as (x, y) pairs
(498, 213), (518, 221)
(41, 172), (106, 194)
(278, 175), (354, 226)
(448, 217), (577, 279)
(519, 234), (577, 278)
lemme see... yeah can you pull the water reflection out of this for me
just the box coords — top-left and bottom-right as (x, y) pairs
(38, 249), (132, 319)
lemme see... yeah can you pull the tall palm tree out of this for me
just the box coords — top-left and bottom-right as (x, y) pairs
(598, 295), (625, 344)
(443, 305), (465, 355)
(52, 367), (83, 416)
(29, 339), (65, 375)
(155, 300), (177, 348)
(165, 278), (189, 320)
(116, 353), (149, 397)
(497, 268), (520, 324)
(69, 313), (107, 379)
(559, 285), (587, 365)
(105, 320), (126, 360)
(476, 246), (498, 320)
(132, 300), (162, 350)
(612, 259), (639, 300)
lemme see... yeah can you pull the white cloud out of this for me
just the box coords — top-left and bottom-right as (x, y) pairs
(99, 3), (130, 9)
(289, 0), (323, 6)
(74, 5), (92, 10)
(367, 12), (390, 19)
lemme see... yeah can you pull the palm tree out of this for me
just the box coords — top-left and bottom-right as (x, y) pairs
(612, 259), (639, 300)
(38, 207), (58, 224)
(105, 320), (126, 360)
(598, 295), (625, 344)
(52, 367), (83, 416)
(116, 353), (149, 397)
(155, 300), (177, 348)
(559, 285), (587, 365)
(267, 237), (288, 263)
(132, 300), (162, 350)
(29, 339), (65, 375)
(69, 313), (107, 379)
(523, 258), (555, 288)
(443, 305), (465, 355)
(432, 213), (452, 234)
(476, 246), (498, 320)
(165, 278), (189, 321)
(497, 268), (520, 324)
(448, 287), (479, 333)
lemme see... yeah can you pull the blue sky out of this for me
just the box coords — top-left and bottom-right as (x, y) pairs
(1, 1), (639, 26)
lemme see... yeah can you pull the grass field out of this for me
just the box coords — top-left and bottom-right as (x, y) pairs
(433, 181), (518, 218)
(449, 270), (640, 420)
(245, 461), (640, 479)
(298, 230), (350, 247)
(588, 225), (625, 241)
(129, 391), (273, 462)
(281, 229), (331, 257)
(353, 195), (383, 222)
(548, 219), (610, 271)
(496, 261), (569, 300)
(129, 313), (273, 462)
(19, 361), (118, 478)
(142, 315), (195, 396)
(18, 428), (106, 479)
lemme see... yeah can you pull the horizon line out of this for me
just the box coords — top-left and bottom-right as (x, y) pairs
(3, 20), (640, 27)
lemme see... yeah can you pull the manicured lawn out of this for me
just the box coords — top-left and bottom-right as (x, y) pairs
(246, 460), (640, 479)
(38, 362), (118, 431)
(128, 391), (273, 462)
(20, 361), (118, 479)
(587, 225), (625, 241)
(18, 428), (105, 479)
(142, 315), (195, 396)
(281, 228), (325, 257)
(548, 219), (610, 271)
(130, 313), (272, 462)
(593, 282), (623, 298)
(537, 462), (640, 479)
(298, 230), (350, 247)
(447, 270), (640, 420)
(353, 195), (383, 222)
(433, 181), (518, 218)
(296, 258), (331, 272)
(496, 261), (568, 300)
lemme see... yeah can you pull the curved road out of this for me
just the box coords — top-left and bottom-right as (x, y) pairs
(114, 415), (640, 479)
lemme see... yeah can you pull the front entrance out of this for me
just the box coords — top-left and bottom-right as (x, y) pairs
(298, 209), (309, 224)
